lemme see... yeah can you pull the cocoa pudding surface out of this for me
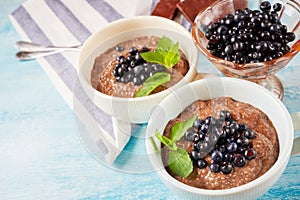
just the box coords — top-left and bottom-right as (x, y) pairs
(162, 97), (279, 190)
(91, 36), (189, 98)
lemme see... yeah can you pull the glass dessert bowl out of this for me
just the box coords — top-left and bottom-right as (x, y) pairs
(192, 0), (300, 100)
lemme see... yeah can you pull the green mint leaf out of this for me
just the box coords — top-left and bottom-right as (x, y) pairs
(140, 51), (166, 66)
(155, 115), (197, 178)
(164, 51), (180, 69)
(166, 42), (180, 67)
(168, 148), (193, 178)
(134, 72), (170, 97)
(156, 36), (175, 52)
(155, 130), (172, 146)
(140, 36), (180, 69)
(155, 130), (177, 151)
(169, 41), (180, 54)
(170, 115), (197, 142)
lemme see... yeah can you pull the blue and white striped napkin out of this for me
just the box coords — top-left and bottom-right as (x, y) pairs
(9, 0), (190, 165)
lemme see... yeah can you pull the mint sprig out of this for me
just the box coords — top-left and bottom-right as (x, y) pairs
(170, 115), (197, 142)
(141, 36), (180, 69)
(168, 148), (193, 178)
(155, 115), (197, 178)
(155, 130), (177, 151)
(134, 36), (180, 98)
(135, 72), (170, 97)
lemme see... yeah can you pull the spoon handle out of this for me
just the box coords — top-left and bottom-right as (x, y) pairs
(16, 50), (63, 61)
(15, 41), (81, 52)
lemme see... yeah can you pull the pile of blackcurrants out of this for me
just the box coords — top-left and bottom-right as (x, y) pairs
(205, 1), (296, 64)
(184, 110), (257, 174)
(113, 47), (167, 85)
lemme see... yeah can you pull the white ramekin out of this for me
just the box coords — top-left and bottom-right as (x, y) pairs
(146, 77), (300, 200)
(77, 16), (198, 123)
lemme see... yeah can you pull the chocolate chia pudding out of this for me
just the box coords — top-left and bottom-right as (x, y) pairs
(91, 36), (189, 98)
(162, 97), (279, 190)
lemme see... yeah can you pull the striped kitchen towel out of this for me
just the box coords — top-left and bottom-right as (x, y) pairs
(9, 0), (190, 166)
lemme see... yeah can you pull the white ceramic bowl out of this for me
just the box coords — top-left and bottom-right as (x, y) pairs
(146, 77), (300, 200)
(77, 16), (198, 124)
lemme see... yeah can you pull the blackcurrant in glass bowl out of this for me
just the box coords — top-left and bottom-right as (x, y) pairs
(192, 0), (300, 100)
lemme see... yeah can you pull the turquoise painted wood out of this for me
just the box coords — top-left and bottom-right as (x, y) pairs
(0, 0), (299, 199)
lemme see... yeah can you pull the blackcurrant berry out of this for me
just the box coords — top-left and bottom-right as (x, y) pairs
(233, 155), (246, 167)
(210, 163), (220, 172)
(244, 148), (257, 160)
(221, 162), (233, 174)
(211, 150), (223, 163)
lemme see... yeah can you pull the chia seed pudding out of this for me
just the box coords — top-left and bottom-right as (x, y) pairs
(162, 97), (279, 190)
(91, 36), (189, 98)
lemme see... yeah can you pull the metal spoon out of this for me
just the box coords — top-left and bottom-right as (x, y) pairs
(15, 41), (81, 60)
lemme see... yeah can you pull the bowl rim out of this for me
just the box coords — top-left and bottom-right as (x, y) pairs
(145, 77), (294, 196)
(78, 15), (198, 103)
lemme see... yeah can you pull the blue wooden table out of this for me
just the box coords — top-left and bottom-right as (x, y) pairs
(1, 0), (299, 199)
